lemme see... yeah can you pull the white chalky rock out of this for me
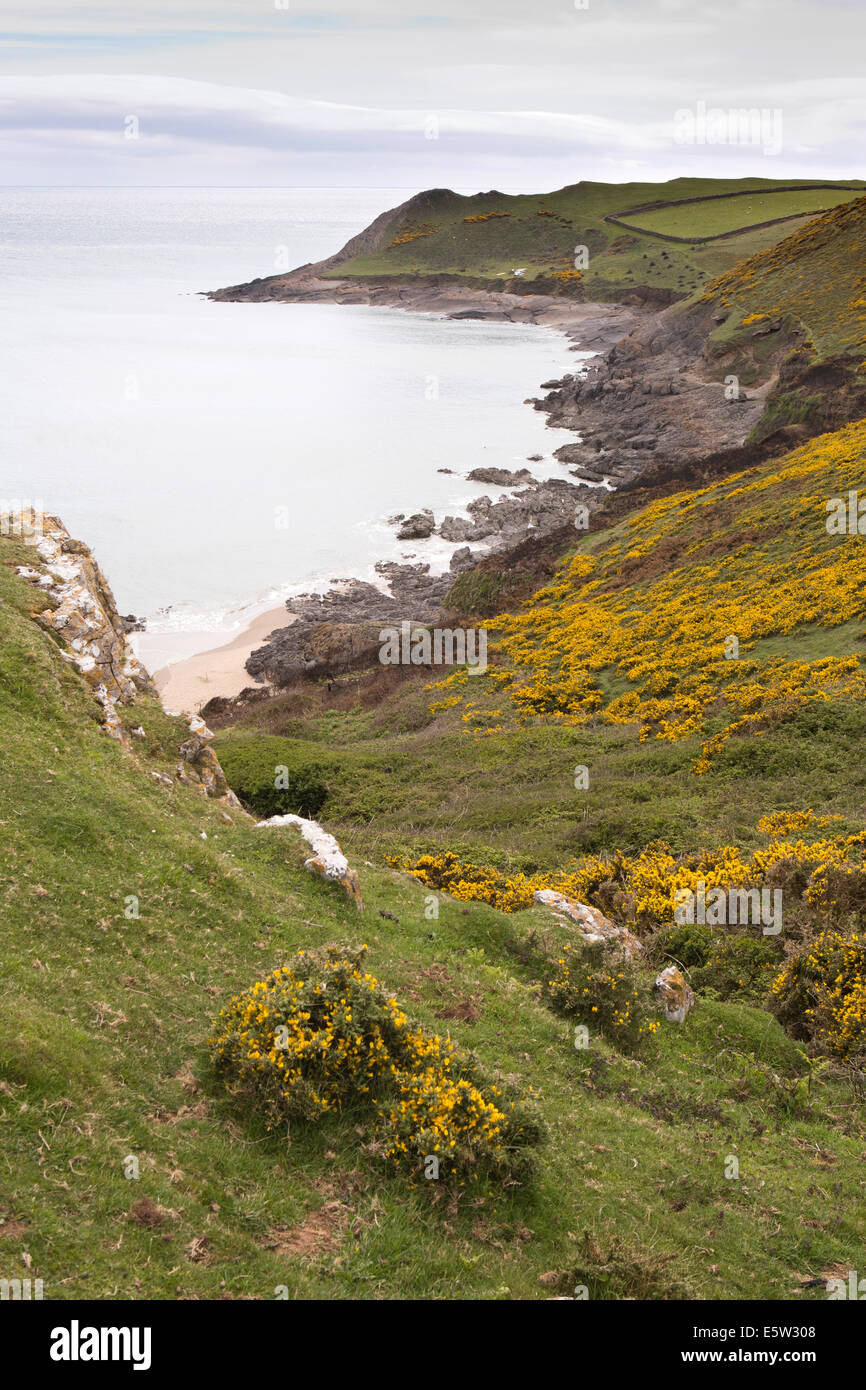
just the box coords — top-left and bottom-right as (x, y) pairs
(257, 813), (363, 909)
(533, 889), (643, 961)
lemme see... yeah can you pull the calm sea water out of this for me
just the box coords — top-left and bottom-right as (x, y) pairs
(0, 188), (582, 665)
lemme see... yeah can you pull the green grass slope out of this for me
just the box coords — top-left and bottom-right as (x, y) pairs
(2, 530), (865, 1301)
(699, 193), (866, 366)
(328, 177), (865, 303)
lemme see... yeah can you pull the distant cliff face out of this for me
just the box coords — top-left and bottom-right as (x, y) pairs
(317, 188), (467, 270)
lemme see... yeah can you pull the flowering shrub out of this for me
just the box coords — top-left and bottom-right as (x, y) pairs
(428, 420), (866, 771)
(770, 931), (866, 1058)
(386, 851), (537, 912)
(209, 944), (541, 1182)
(382, 1033), (542, 1181)
(545, 940), (660, 1050)
(756, 809), (840, 836)
(390, 821), (866, 933)
(388, 222), (439, 248)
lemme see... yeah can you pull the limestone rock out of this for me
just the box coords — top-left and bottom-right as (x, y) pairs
(256, 813), (363, 909)
(15, 517), (155, 745)
(532, 889), (643, 961)
(177, 716), (243, 807)
(13, 517), (242, 811)
(653, 965), (695, 1023)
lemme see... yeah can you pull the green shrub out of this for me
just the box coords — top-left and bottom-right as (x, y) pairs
(214, 734), (328, 819)
(545, 939), (660, 1050)
(657, 922), (714, 968)
(692, 933), (781, 1002)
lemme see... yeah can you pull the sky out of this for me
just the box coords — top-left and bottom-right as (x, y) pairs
(0, 0), (863, 191)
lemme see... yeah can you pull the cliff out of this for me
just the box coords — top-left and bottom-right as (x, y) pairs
(8, 516), (241, 807)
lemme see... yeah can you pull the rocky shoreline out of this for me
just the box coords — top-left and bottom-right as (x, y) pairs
(206, 264), (781, 691)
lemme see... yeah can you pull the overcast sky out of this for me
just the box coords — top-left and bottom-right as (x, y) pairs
(1, 0), (863, 190)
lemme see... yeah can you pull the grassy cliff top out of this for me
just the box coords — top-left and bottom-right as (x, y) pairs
(326, 177), (866, 302)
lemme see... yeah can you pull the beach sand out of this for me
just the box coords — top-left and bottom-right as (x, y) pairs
(151, 605), (293, 715)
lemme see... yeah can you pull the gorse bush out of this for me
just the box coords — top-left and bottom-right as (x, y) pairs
(427, 419), (866, 771)
(214, 735), (328, 819)
(386, 850), (535, 912)
(657, 922), (714, 967)
(545, 939), (660, 1051)
(392, 820), (866, 934)
(770, 931), (866, 1058)
(209, 944), (404, 1122)
(209, 944), (542, 1183)
(691, 933), (781, 1003)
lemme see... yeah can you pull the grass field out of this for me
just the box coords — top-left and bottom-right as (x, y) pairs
(613, 187), (859, 241)
(5, 184), (866, 1304)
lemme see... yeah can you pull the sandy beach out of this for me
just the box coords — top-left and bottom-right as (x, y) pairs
(150, 604), (293, 715)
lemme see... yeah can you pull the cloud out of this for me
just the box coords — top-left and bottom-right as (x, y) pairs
(0, 2), (863, 188)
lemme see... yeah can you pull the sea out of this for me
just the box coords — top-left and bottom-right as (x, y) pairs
(0, 187), (588, 669)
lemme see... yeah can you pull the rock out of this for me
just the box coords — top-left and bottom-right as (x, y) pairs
(12, 516), (243, 811)
(449, 546), (476, 573)
(14, 518), (154, 745)
(532, 889), (643, 961)
(466, 467), (533, 486)
(246, 477), (607, 686)
(439, 514), (485, 543)
(200, 695), (232, 718)
(653, 965), (695, 1023)
(751, 318), (782, 339)
(256, 813), (363, 909)
(396, 509), (435, 540)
